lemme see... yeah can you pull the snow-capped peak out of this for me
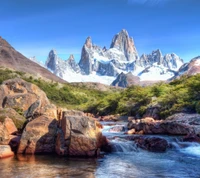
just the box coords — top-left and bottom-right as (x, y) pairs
(43, 30), (185, 86)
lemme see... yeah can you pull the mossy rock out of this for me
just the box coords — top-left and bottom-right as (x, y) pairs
(0, 108), (26, 130)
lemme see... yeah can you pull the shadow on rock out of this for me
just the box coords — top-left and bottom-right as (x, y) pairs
(17, 116), (58, 154)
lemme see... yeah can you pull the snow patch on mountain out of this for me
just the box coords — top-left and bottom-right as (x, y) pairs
(194, 59), (200, 66)
(132, 65), (145, 76)
(93, 52), (110, 64)
(43, 29), (185, 86)
(139, 64), (174, 81)
(62, 71), (115, 85)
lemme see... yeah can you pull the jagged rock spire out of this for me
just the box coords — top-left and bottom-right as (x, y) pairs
(45, 49), (58, 71)
(110, 29), (138, 61)
(85, 37), (92, 48)
(67, 54), (75, 61)
(79, 37), (94, 75)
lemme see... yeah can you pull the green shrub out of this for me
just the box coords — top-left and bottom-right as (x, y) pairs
(1, 68), (200, 119)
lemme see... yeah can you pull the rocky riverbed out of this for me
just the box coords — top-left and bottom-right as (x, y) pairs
(1, 120), (200, 177)
(1, 78), (200, 177)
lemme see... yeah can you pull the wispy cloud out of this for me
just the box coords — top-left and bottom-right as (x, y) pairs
(128, 0), (171, 6)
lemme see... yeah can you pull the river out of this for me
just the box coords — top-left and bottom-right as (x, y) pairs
(0, 121), (200, 178)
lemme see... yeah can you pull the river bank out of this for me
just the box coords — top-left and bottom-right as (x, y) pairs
(1, 120), (200, 178)
(1, 78), (200, 177)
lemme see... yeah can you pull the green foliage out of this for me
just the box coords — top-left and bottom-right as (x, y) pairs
(0, 68), (14, 84)
(89, 93), (121, 116)
(0, 109), (26, 130)
(23, 76), (109, 110)
(13, 107), (24, 116)
(150, 82), (168, 97)
(0, 68), (25, 84)
(1, 68), (200, 119)
(85, 74), (200, 118)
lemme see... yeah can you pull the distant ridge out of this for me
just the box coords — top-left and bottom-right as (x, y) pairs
(0, 36), (66, 83)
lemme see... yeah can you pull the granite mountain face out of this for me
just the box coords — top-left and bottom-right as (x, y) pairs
(1, 30), (199, 88)
(110, 29), (138, 61)
(45, 29), (185, 86)
(78, 29), (139, 76)
(46, 50), (80, 78)
(137, 50), (183, 69)
(136, 50), (184, 82)
(111, 72), (140, 88)
(173, 56), (200, 78)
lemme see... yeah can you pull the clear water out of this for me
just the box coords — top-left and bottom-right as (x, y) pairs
(0, 155), (98, 178)
(0, 121), (200, 178)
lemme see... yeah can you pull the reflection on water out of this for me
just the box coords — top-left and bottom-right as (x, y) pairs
(1, 145), (200, 178)
(1, 121), (200, 178)
(0, 154), (97, 178)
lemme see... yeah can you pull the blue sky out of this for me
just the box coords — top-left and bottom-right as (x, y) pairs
(0, 0), (200, 63)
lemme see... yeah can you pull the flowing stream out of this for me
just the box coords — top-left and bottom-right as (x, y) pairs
(96, 121), (200, 178)
(0, 121), (200, 178)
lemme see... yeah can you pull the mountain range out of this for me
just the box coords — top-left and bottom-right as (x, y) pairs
(0, 30), (200, 88)
(44, 29), (185, 86)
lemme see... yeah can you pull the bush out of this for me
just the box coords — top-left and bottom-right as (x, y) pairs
(1, 68), (200, 119)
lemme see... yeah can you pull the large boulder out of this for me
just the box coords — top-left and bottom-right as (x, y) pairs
(56, 110), (106, 157)
(99, 115), (119, 122)
(0, 121), (10, 145)
(0, 113), (21, 152)
(0, 108), (26, 130)
(2, 117), (17, 135)
(0, 116), (18, 145)
(0, 78), (57, 119)
(128, 113), (200, 135)
(126, 129), (136, 135)
(143, 104), (161, 120)
(0, 79), (107, 156)
(0, 79), (59, 154)
(0, 145), (14, 158)
(17, 116), (58, 154)
(18, 109), (106, 157)
(108, 125), (125, 132)
(183, 133), (200, 143)
(130, 136), (169, 152)
(163, 113), (200, 135)
(62, 110), (85, 117)
(128, 117), (155, 132)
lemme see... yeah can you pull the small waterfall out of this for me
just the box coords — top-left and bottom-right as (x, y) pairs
(110, 139), (139, 153)
(102, 121), (200, 157)
(181, 144), (200, 157)
(101, 122), (138, 152)
(170, 138), (200, 157)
